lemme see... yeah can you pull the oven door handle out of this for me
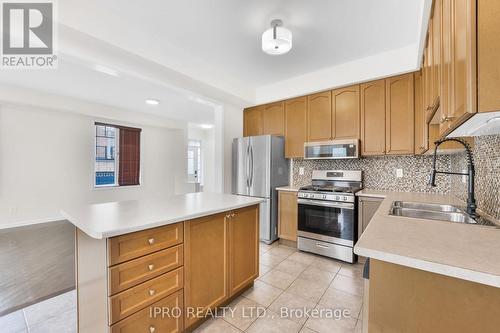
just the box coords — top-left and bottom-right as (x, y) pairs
(297, 198), (354, 210)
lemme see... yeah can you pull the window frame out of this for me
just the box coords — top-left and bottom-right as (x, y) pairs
(93, 122), (142, 189)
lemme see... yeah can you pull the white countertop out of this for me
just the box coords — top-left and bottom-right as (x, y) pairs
(354, 190), (500, 288)
(62, 192), (264, 239)
(276, 186), (300, 192)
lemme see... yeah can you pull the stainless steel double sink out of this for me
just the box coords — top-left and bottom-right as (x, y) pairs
(389, 201), (479, 225)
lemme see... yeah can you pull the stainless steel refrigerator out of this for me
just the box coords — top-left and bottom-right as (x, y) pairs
(232, 135), (289, 244)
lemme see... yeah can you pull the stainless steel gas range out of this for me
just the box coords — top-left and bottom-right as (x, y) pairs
(297, 170), (362, 263)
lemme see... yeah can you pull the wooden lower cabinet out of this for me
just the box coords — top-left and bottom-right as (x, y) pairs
(111, 290), (184, 333)
(358, 196), (383, 239)
(228, 206), (259, 296)
(278, 191), (298, 242)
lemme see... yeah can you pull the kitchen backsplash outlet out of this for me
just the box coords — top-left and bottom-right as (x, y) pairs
(450, 135), (500, 220)
(292, 154), (452, 193)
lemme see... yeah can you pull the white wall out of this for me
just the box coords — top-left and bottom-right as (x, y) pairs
(0, 104), (187, 219)
(222, 104), (243, 194)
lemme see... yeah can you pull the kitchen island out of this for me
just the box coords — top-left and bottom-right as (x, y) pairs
(63, 192), (263, 333)
(354, 190), (500, 333)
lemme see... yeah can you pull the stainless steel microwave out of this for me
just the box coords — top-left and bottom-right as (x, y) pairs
(304, 139), (359, 160)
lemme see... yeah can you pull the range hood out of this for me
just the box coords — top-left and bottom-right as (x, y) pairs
(448, 111), (500, 137)
(304, 139), (359, 160)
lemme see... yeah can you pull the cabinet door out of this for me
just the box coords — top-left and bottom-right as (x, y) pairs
(385, 74), (414, 155)
(440, 0), (453, 135)
(307, 91), (332, 142)
(432, 0), (442, 108)
(450, 0), (477, 124)
(285, 97), (307, 158)
(414, 71), (427, 154)
(244, 106), (263, 137)
(360, 80), (386, 156)
(278, 191), (298, 242)
(478, 0), (500, 112)
(358, 197), (383, 239)
(263, 102), (285, 135)
(427, 18), (435, 111)
(184, 212), (229, 329)
(228, 205), (259, 296)
(331, 85), (360, 139)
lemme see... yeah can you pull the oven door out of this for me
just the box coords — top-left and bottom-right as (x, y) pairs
(297, 198), (356, 246)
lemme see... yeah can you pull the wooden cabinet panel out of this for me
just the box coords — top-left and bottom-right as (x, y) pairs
(432, 0), (442, 108)
(228, 205), (259, 296)
(108, 223), (183, 266)
(478, 0), (500, 112)
(440, 0), (453, 135)
(109, 267), (183, 324)
(244, 106), (264, 137)
(385, 74), (414, 155)
(414, 71), (427, 154)
(108, 245), (183, 295)
(263, 102), (285, 135)
(331, 85), (360, 139)
(284, 97), (307, 158)
(278, 191), (298, 242)
(307, 91), (332, 141)
(110, 290), (184, 333)
(358, 197), (383, 239)
(184, 212), (229, 329)
(361, 80), (386, 156)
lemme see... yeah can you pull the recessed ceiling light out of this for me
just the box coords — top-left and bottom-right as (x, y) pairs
(94, 64), (119, 77)
(262, 19), (292, 55)
(200, 124), (214, 129)
(145, 99), (160, 105)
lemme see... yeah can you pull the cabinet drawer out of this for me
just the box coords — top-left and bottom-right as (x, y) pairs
(109, 267), (184, 324)
(108, 223), (183, 266)
(109, 245), (183, 295)
(111, 290), (184, 333)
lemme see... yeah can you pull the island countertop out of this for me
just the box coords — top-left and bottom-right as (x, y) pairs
(354, 190), (500, 288)
(61, 192), (264, 239)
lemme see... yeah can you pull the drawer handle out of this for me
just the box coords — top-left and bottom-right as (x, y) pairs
(148, 238), (155, 245)
(148, 264), (154, 271)
(149, 289), (156, 296)
(149, 326), (156, 333)
(316, 243), (329, 249)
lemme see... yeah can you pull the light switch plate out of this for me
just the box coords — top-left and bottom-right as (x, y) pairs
(396, 168), (404, 178)
(299, 167), (305, 175)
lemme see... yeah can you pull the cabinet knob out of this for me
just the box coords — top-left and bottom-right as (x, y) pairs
(148, 238), (155, 245)
(149, 326), (156, 333)
(149, 289), (156, 296)
(148, 264), (154, 271)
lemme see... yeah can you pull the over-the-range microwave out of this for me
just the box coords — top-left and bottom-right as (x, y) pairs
(304, 139), (359, 160)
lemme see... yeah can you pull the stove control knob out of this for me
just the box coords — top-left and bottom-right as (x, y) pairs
(343, 196), (348, 201)
(335, 196), (340, 201)
(322, 195), (327, 199)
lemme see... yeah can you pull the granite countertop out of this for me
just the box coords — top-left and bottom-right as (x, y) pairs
(61, 192), (264, 239)
(276, 186), (300, 192)
(354, 190), (500, 288)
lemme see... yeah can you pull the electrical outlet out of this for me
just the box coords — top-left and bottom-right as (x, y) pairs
(299, 167), (305, 175)
(396, 168), (404, 178)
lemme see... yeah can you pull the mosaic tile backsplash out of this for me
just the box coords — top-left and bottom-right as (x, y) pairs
(450, 135), (500, 220)
(292, 154), (452, 194)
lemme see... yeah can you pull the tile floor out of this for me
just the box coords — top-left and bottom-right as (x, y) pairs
(0, 290), (77, 333)
(194, 242), (365, 333)
(0, 242), (365, 333)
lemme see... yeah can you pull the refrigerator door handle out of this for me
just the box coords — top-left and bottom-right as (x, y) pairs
(245, 143), (250, 189)
(249, 144), (254, 188)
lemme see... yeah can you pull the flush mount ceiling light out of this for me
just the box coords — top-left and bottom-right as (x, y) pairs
(145, 99), (160, 105)
(262, 19), (292, 55)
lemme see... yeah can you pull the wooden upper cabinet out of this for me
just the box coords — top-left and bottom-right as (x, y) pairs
(284, 97), (307, 158)
(361, 80), (386, 156)
(478, 0), (500, 112)
(432, 0), (442, 108)
(278, 191), (298, 242)
(331, 85), (360, 139)
(184, 212), (229, 329)
(307, 91), (332, 142)
(263, 102), (285, 135)
(440, 0), (453, 135)
(426, 19), (435, 111)
(228, 206), (259, 297)
(385, 74), (415, 155)
(243, 106), (263, 137)
(414, 71), (427, 155)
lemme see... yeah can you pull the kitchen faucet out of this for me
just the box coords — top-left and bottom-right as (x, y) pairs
(428, 138), (477, 219)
